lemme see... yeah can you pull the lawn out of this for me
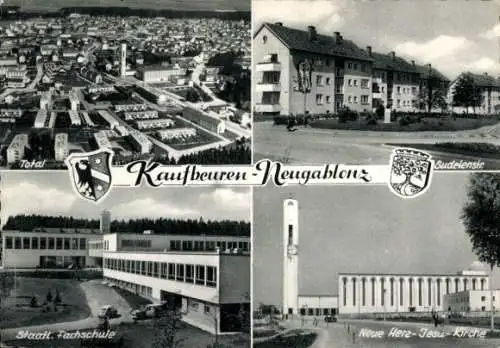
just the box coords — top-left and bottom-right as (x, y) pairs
(0, 277), (91, 329)
(388, 142), (500, 159)
(254, 330), (317, 348)
(310, 117), (500, 132)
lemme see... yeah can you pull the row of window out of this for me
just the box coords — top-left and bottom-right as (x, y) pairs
(342, 277), (487, 308)
(5, 236), (86, 250)
(121, 239), (152, 248)
(105, 276), (153, 297)
(298, 308), (337, 316)
(396, 100), (417, 108)
(346, 95), (370, 105)
(101, 239), (250, 252)
(396, 86), (418, 95)
(104, 258), (217, 288)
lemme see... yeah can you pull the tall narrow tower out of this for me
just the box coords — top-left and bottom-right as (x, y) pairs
(100, 210), (111, 234)
(120, 41), (127, 77)
(283, 199), (299, 317)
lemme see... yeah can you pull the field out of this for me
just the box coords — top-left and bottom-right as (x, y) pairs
(254, 330), (317, 348)
(0, 277), (91, 329)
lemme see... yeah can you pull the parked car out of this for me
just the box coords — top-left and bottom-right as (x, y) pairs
(324, 315), (337, 323)
(131, 303), (168, 321)
(98, 305), (118, 319)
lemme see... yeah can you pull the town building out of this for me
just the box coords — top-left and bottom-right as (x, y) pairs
(81, 111), (95, 127)
(97, 110), (119, 128)
(6, 133), (28, 164)
(157, 127), (197, 141)
(94, 130), (112, 149)
(2, 228), (102, 268)
(136, 64), (187, 83)
(34, 109), (48, 128)
(447, 72), (500, 114)
(136, 118), (175, 130)
(182, 107), (225, 134)
(120, 41), (127, 77)
(123, 110), (159, 121)
(129, 130), (153, 154)
(338, 270), (489, 315)
(54, 133), (69, 161)
(444, 290), (500, 313)
(253, 23), (373, 116)
(114, 102), (148, 113)
(68, 110), (81, 126)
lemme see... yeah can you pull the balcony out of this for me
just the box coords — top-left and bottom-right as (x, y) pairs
(255, 104), (281, 113)
(256, 82), (281, 92)
(256, 62), (281, 72)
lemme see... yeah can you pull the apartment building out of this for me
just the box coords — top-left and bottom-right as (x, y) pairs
(6, 133), (29, 164)
(253, 22), (373, 116)
(129, 130), (152, 154)
(157, 127), (197, 141)
(447, 72), (500, 114)
(54, 133), (69, 161)
(135, 118), (175, 130)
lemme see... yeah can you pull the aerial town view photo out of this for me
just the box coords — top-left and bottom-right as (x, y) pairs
(0, 0), (251, 169)
(253, 0), (500, 168)
(0, 171), (251, 347)
(253, 174), (500, 348)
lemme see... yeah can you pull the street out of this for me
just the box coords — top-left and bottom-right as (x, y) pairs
(254, 121), (500, 165)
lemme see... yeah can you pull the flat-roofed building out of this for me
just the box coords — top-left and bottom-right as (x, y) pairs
(182, 107), (225, 134)
(68, 110), (81, 126)
(0, 109), (22, 118)
(157, 127), (197, 141)
(34, 110), (48, 128)
(123, 110), (159, 121)
(81, 111), (95, 127)
(6, 133), (29, 164)
(54, 133), (69, 161)
(94, 130), (112, 149)
(97, 110), (119, 128)
(114, 103), (148, 113)
(136, 118), (175, 130)
(48, 112), (57, 128)
(136, 64), (187, 83)
(444, 290), (500, 314)
(129, 130), (152, 154)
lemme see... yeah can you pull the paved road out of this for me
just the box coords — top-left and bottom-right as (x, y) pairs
(254, 122), (500, 165)
(276, 319), (500, 348)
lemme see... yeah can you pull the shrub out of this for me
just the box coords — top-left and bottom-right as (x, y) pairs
(55, 290), (61, 304)
(30, 296), (38, 308)
(46, 290), (52, 302)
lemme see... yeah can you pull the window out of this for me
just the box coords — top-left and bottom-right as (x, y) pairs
(326, 96), (331, 103)
(71, 238), (78, 250)
(147, 261), (153, 276)
(79, 238), (86, 250)
(335, 67), (341, 76)
(347, 95), (352, 103)
(481, 296), (486, 301)
(262, 35), (267, 44)
(316, 94), (323, 105)
(64, 238), (70, 250)
(353, 80), (358, 87)
(204, 305), (211, 313)
(48, 237), (55, 249)
(6, 237), (12, 249)
(32, 237), (38, 249)
(141, 261), (147, 275)
(348, 79), (352, 86)
(336, 85), (342, 93)
(325, 77), (331, 85)
(361, 95), (369, 105)
(168, 263), (175, 280)
(308, 308), (314, 316)
(22, 237), (30, 249)
(316, 75), (322, 86)
(288, 225), (293, 246)
(56, 238), (63, 250)
(186, 265), (194, 283)
(353, 96), (358, 103)
(397, 100), (401, 107)
(361, 79), (369, 89)
(397, 86), (401, 94)
(207, 266), (217, 287)
(361, 64), (366, 72)
(161, 263), (167, 279)
(348, 62), (352, 69)
(196, 265), (205, 285)
(153, 262), (159, 277)
(354, 63), (358, 70)
(176, 264), (185, 281)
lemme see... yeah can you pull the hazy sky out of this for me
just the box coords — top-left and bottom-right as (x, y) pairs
(253, 0), (500, 79)
(0, 171), (251, 225)
(4, 0), (250, 11)
(253, 173), (500, 307)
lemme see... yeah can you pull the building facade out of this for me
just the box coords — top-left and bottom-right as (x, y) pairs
(447, 72), (500, 114)
(444, 290), (500, 313)
(54, 133), (69, 161)
(7, 133), (28, 164)
(338, 270), (490, 315)
(283, 199), (299, 316)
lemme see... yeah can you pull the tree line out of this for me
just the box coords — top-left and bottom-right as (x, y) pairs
(2, 215), (250, 237)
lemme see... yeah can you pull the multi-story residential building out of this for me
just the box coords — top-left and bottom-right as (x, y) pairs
(182, 107), (226, 134)
(129, 130), (152, 154)
(97, 110), (119, 128)
(136, 118), (175, 130)
(416, 63), (450, 112)
(136, 64), (187, 83)
(68, 110), (81, 126)
(34, 110), (48, 128)
(447, 72), (500, 114)
(6, 133), (28, 164)
(157, 127), (197, 141)
(54, 133), (69, 162)
(123, 110), (159, 121)
(114, 103), (148, 113)
(94, 130), (112, 149)
(81, 111), (95, 127)
(0, 109), (22, 119)
(253, 22), (373, 116)
(370, 49), (421, 111)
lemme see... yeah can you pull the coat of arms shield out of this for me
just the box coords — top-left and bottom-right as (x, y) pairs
(388, 148), (433, 198)
(65, 149), (114, 202)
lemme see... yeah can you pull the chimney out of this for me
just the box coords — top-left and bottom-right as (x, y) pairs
(334, 31), (341, 44)
(275, 22), (283, 26)
(307, 26), (317, 41)
(390, 51), (396, 61)
(366, 46), (372, 57)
